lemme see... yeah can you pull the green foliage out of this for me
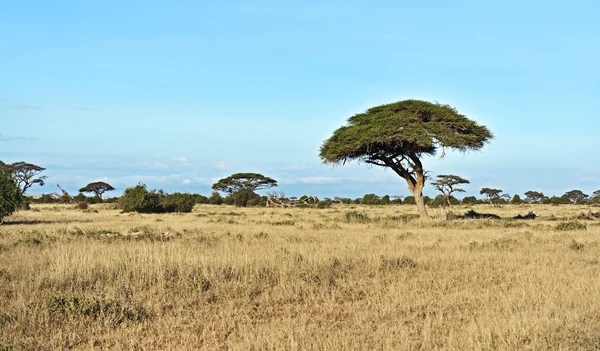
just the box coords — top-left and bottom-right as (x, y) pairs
(524, 191), (545, 204)
(162, 193), (195, 213)
(319, 100), (493, 220)
(403, 196), (416, 205)
(49, 296), (149, 324)
(231, 189), (260, 207)
(556, 221), (587, 231)
(480, 188), (503, 204)
(510, 194), (523, 204)
(78, 181), (115, 199)
(316, 199), (333, 208)
(212, 173), (277, 194)
(0, 170), (22, 224)
(562, 190), (589, 204)
(344, 211), (370, 223)
(431, 174), (469, 205)
(461, 196), (478, 205)
(74, 202), (89, 210)
(362, 193), (381, 205)
(119, 184), (162, 213)
(320, 100), (493, 164)
(208, 191), (223, 205)
(2, 161), (47, 195)
(380, 195), (391, 205)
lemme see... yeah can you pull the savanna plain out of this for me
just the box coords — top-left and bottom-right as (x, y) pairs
(1, 203), (600, 350)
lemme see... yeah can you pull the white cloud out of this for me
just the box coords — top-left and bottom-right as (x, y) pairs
(215, 160), (230, 169)
(174, 156), (189, 163)
(182, 179), (191, 184)
(154, 161), (168, 169)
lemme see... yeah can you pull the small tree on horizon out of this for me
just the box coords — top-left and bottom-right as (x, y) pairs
(212, 173), (277, 207)
(0, 170), (22, 224)
(480, 188), (503, 205)
(79, 181), (115, 199)
(524, 190), (545, 204)
(319, 100), (493, 219)
(430, 174), (470, 206)
(562, 190), (589, 204)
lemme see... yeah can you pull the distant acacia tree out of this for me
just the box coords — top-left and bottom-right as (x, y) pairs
(212, 173), (277, 207)
(319, 100), (493, 219)
(562, 190), (589, 204)
(2, 162), (47, 195)
(480, 188), (503, 204)
(430, 174), (469, 206)
(79, 181), (115, 199)
(524, 191), (545, 204)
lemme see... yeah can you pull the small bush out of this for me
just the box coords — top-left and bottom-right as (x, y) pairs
(74, 201), (89, 210)
(344, 211), (370, 223)
(569, 239), (585, 251)
(316, 199), (333, 209)
(162, 192), (195, 213)
(49, 296), (150, 324)
(556, 221), (587, 231)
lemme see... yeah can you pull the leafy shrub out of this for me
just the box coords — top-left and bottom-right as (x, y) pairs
(120, 184), (194, 213)
(344, 211), (370, 223)
(403, 196), (416, 205)
(49, 296), (150, 324)
(74, 202), (89, 210)
(555, 221), (587, 231)
(208, 191), (223, 205)
(162, 192), (195, 213)
(462, 196), (478, 205)
(0, 170), (21, 224)
(317, 199), (333, 208)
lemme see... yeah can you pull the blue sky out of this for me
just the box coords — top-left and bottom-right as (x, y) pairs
(1, 0), (599, 199)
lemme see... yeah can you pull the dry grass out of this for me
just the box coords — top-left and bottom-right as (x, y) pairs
(1, 203), (600, 350)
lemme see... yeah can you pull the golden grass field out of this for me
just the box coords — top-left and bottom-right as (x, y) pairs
(1, 203), (600, 350)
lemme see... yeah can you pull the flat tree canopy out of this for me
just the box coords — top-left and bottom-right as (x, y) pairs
(79, 181), (115, 199)
(320, 99), (493, 219)
(4, 162), (47, 195)
(431, 174), (469, 206)
(212, 173), (277, 194)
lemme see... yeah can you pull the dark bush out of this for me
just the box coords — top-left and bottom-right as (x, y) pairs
(0, 170), (21, 223)
(74, 202), (89, 210)
(162, 192), (195, 213)
(556, 221), (587, 231)
(316, 199), (333, 208)
(119, 183), (163, 213)
(208, 191), (223, 205)
(461, 196), (477, 205)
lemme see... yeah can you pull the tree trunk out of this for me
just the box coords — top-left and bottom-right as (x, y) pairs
(413, 190), (430, 220)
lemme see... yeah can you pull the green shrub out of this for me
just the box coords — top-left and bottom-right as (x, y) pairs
(317, 199), (333, 208)
(119, 183), (163, 213)
(0, 170), (21, 224)
(462, 196), (477, 205)
(556, 221), (587, 231)
(208, 191), (223, 205)
(344, 211), (370, 223)
(74, 201), (89, 210)
(162, 192), (195, 213)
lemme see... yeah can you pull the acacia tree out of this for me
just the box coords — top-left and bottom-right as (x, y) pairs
(524, 190), (545, 204)
(319, 100), (492, 219)
(79, 181), (115, 199)
(212, 173), (277, 207)
(430, 174), (469, 206)
(3, 162), (47, 195)
(480, 188), (503, 204)
(562, 190), (589, 204)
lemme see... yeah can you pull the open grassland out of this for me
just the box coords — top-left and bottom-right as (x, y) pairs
(1, 204), (600, 350)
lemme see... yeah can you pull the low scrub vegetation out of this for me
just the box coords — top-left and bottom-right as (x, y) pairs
(1, 203), (600, 350)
